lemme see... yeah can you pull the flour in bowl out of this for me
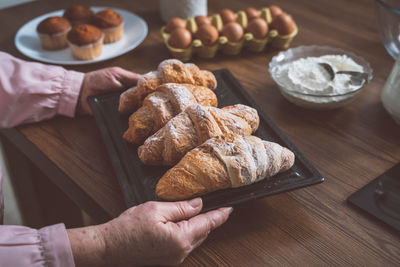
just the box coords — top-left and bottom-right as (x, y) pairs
(272, 55), (364, 95)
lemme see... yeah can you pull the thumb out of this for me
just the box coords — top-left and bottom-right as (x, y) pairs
(157, 198), (203, 222)
(181, 207), (232, 248)
(113, 67), (141, 88)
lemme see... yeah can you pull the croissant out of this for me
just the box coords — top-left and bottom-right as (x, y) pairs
(119, 59), (217, 113)
(156, 134), (295, 201)
(119, 86), (141, 113)
(138, 104), (260, 166)
(123, 83), (218, 144)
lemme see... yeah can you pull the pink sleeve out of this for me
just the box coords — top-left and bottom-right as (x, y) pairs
(0, 223), (75, 267)
(0, 52), (80, 266)
(0, 51), (84, 128)
(0, 141), (75, 267)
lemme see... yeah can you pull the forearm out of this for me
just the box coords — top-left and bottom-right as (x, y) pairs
(67, 224), (108, 267)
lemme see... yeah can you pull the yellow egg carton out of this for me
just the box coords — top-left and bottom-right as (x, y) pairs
(161, 7), (298, 61)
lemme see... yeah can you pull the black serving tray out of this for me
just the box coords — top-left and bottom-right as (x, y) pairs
(348, 163), (400, 232)
(88, 69), (324, 211)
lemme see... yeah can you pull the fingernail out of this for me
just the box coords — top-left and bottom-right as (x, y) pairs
(223, 207), (234, 214)
(188, 198), (202, 208)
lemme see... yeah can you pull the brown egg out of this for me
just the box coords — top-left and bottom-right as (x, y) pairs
(270, 13), (295, 35)
(165, 17), (186, 33)
(247, 18), (268, 39)
(222, 22), (244, 42)
(220, 8), (236, 24)
(168, 28), (192, 48)
(245, 7), (260, 21)
(195, 24), (219, 46)
(195, 15), (211, 27)
(269, 5), (283, 20)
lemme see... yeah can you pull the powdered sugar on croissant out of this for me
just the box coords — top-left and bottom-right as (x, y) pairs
(123, 83), (217, 144)
(118, 86), (141, 113)
(156, 134), (295, 200)
(119, 59), (217, 113)
(138, 104), (259, 166)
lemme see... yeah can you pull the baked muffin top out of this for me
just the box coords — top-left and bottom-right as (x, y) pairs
(92, 9), (123, 28)
(63, 4), (93, 22)
(67, 24), (103, 46)
(37, 17), (71, 35)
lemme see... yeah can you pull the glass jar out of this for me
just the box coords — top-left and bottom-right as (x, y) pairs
(375, 0), (400, 59)
(381, 56), (400, 124)
(159, 0), (207, 23)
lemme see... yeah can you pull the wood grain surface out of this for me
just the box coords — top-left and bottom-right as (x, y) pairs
(0, 0), (399, 265)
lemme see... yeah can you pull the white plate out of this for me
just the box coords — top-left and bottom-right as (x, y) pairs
(14, 6), (148, 65)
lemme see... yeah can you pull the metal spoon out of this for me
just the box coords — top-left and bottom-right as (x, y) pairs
(319, 62), (369, 86)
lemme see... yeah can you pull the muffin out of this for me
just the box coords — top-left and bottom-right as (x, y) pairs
(63, 4), (94, 25)
(67, 24), (104, 60)
(37, 16), (71, 50)
(91, 9), (123, 43)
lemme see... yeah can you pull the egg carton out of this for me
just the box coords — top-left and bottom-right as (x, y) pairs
(161, 7), (298, 61)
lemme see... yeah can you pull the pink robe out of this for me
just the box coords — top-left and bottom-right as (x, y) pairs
(0, 51), (83, 266)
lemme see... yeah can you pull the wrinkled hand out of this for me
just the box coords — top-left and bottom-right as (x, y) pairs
(78, 67), (140, 115)
(101, 198), (232, 266)
(68, 198), (232, 266)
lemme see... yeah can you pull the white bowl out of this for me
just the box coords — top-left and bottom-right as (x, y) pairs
(269, 45), (373, 109)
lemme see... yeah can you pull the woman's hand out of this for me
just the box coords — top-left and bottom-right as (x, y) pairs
(77, 67), (140, 115)
(68, 198), (232, 266)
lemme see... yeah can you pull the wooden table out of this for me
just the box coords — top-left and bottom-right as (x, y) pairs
(1, 0), (399, 265)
